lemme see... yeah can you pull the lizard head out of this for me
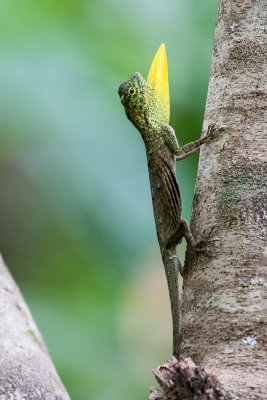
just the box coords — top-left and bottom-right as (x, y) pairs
(118, 44), (170, 133)
(118, 72), (148, 130)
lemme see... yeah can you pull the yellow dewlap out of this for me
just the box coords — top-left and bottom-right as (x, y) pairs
(147, 43), (170, 124)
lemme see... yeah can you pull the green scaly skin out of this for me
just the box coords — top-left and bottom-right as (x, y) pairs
(118, 72), (218, 357)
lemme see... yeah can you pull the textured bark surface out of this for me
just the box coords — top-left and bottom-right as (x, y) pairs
(0, 254), (70, 400)
(178, 0), (267, 399)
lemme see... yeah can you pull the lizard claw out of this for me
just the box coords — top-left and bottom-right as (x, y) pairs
(204, 123), (227, 138)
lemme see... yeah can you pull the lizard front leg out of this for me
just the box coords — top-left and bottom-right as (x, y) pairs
(161, 123), (224, 162)
(175, 123), (219, 161)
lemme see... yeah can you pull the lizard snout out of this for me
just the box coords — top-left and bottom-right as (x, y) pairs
(118, 84), (126, 104)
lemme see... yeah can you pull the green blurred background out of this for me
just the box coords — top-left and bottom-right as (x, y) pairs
(0, 1), (218, 398)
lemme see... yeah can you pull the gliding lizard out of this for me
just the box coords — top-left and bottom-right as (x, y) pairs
(118, 44), (220, 357)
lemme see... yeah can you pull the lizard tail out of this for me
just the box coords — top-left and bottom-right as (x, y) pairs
(162, 248), (181, 358)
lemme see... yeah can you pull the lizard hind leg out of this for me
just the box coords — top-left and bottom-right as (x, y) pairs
(166, 219), (206, 253)
(165, 220), (204, 276)
(179, 219), (196, 248)
(179, 219), (206, 251)
(165, 219), (196, 250)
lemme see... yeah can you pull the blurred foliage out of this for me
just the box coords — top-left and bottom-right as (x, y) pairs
(0, 0), (218, 399)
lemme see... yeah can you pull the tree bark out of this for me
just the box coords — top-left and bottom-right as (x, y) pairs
(150, 0), (266, 398)
(0, 254), (70, 400)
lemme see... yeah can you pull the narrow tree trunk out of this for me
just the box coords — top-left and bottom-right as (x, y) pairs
(0, 255), (70, 400)
(150, 0), (266, 398)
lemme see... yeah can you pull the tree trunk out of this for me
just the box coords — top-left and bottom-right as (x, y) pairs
(0, 254), (70, 400)
(150, 0), (266, 398)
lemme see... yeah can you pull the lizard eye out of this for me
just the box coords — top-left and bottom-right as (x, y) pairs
(128, 87), (136, 95)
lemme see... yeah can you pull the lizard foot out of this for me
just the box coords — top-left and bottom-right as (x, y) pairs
(204, 123), (227, 140)
(193, 239), (207, 252)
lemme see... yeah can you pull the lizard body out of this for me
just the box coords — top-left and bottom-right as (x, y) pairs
(118, 70), (216, 357)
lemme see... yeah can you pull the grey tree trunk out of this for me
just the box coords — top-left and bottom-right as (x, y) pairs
(0, 255), (70, 400)
(150, 0), (266, 399)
